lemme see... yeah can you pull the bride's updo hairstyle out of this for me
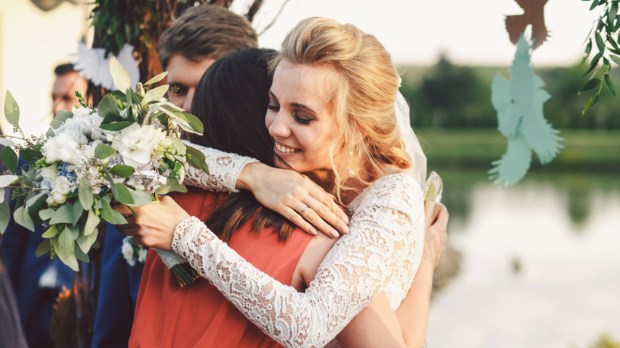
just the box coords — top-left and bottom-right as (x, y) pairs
(273, 17), (411, 201)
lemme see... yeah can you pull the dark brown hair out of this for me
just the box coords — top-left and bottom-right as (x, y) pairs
(190, 48), (296, 242)
(158, 4), (258, 68)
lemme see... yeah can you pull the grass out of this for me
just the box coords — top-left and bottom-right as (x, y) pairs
(415, 129), (620, 171)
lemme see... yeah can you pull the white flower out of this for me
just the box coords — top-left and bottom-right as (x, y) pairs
(53, 176), (72, 196)
(55, 108), (103, 145)
(71, 106), (92, 118)
(121, 239), (136, 266)
(113, 124), (165, 168)
(138, 248), (148, 263)
(42, 133), (82, 165)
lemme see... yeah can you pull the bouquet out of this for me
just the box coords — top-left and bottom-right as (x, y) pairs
(0, 58), (209, 286)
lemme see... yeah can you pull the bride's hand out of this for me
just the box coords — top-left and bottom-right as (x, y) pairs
(422, 202), (448, 268)
(123, 196), (190, 250)
(236, 163), (349, 238)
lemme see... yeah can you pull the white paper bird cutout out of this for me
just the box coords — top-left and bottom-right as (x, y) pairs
(72, 42), (140, 91)
(490, 36), (563, 186)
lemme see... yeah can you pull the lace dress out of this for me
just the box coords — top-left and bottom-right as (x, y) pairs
(181, 146), (425, 348)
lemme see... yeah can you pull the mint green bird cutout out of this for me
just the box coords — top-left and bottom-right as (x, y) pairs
(489, 36), (563, 186)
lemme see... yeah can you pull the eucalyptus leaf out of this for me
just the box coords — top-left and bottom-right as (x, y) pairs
(100, 196), (127, 225)
(612, 55), (620, 65)
(159, 106), (203, 135)
(99, 121), (133, 131)
(185, 145), (210, 174)
(26, 192), (48, 218)
(14, 206), (35, 232)
(77, 229), (98, 254)
(35, 239), (52, 257)
(144, 71), (168, 86)
(0, 146), (18, 174)
(39, 208), (55, 221)
(70, 200), (83, 225)
(20, 148), (41, 166)
(95, 143), (116, 159)
(110, 165), (135, 178)
(141, 85), (169, 106)
(74, 246), (90, 263)
(112, 183), (134, 205)
(127, 190), (154, 207)
(110, 56), (131, 92)
(0, 202), (9, 233)
(98, 94), (120, 120)
(79, 179), (94, 210)
(66, 223), (80, 240)
(49, 205), (73, 225)
(84, 209), (100, 236)
(0, 175), (18, 188)
(55, 230), (78, 271)
(42, 225), (59, 238)
(4, 91), (20, 128)
(155, 178), (187, 195)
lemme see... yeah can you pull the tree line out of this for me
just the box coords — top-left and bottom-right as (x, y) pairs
(400, 55), (620, 129)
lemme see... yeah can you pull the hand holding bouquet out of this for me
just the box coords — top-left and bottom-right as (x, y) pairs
(0, 58), (208, 285)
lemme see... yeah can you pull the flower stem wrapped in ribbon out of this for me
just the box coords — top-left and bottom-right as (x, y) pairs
(0, 58), (209, 286)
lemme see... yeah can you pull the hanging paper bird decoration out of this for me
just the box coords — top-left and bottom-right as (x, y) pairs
(505, 0), (549, 49)
(489, 36), (563, 186)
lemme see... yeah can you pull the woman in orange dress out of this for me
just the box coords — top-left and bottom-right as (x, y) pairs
(129, 48), (338, 347)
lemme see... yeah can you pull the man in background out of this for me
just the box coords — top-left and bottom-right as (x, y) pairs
(1, 62), (83, 348)
(92, 5), (258, 347)
(51, 63), (88, 115)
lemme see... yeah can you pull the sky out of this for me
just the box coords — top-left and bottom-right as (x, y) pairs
(252, 0), (599, 66)
(0, 0), (604, 134)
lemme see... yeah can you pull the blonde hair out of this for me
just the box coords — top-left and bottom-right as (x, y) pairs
(274, 17), (411, 202)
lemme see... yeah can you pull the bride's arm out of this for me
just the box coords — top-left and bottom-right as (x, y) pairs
(184, 144), (349, 236)
(134, 174), (424, 348)
(336, 203), (448, 348)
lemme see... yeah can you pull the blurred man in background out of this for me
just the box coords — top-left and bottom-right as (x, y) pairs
(51, 63), (88, 115)
(92, 4), (258, 347)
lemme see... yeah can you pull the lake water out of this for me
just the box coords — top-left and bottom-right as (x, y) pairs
(426, 169), (620, 348)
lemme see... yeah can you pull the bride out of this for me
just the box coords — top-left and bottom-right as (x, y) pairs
(129, 17), (447, 347)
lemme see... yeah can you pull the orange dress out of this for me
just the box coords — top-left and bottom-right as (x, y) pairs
(129, 190), (313, 348)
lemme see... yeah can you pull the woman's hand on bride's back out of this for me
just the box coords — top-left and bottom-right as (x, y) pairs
(422, 202), (449, 268)
(237, 163), (349, 238)
(119, 196), (190, 250)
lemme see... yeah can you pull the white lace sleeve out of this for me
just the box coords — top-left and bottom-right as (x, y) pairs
(171, 174), (424, 348)
(183, 143), (258, 192)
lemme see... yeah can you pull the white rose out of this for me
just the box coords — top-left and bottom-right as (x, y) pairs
(42, 134), (82, 164)
(114, 124), (166, 168)
(121, 239), (136, 266)
(53, 176), (73, 196)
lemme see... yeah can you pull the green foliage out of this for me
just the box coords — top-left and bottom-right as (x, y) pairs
(399, 57), (620, 130)
(400, 55), (495, 128)
(580, 0), (620, 113)
(3, 91), (20, 128)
